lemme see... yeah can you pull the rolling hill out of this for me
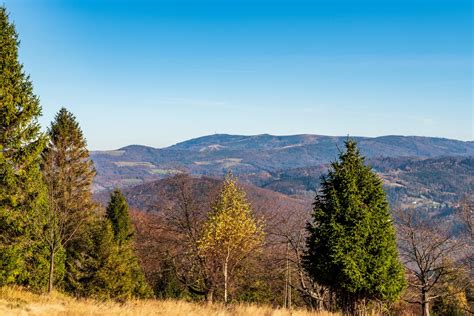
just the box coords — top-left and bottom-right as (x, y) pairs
(95, 175), (309, 219)
(91, 134), (473, 217)
(91, 133), (473, 192)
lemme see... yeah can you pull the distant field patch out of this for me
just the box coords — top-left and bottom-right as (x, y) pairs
(194, 161), (213, 166)
(195, 158), (242, 168)
(216, 158), (243, 168)
(113, 161), (156, 168)
(121, 178), (143, 186)
(149, 168), (182, 175)
(278, 143), (304, 150)
(199, 144), (226, 152)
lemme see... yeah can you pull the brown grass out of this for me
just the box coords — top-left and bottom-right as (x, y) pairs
(0, 287), (338, 316)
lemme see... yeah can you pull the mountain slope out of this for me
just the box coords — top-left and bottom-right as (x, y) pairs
(91, 134), (474, 191)
(95, 175), (309, 218)
(171, 134), (473, 157)
(96, 154), (473, 220)
(242, 156), (473, 214)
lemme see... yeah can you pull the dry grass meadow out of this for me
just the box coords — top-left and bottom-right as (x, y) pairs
(0, 287), (338, 316)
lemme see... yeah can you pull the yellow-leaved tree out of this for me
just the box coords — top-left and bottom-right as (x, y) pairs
(198, 173), (265, 303)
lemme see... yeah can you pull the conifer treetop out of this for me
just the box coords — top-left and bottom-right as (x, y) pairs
(106, 189), (134, 245)
(304, 139), (406, 310)
(0, 6), (45, 157)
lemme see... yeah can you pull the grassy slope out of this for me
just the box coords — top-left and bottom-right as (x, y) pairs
(0, 287), (337, 316)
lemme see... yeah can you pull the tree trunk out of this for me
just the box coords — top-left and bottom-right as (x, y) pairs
(342, 294), (367, 316)
(284, 241), (289, 308)
(206, 288), (214, 303)
(422, 290), (430, 316)
(288, 259), (291, 309)
(223, 258), (228, 303)
(48, 248), (55, 293)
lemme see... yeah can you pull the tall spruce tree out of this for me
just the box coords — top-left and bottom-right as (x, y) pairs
(106, 189), (134, 246)
(68, 215), (151, 300)
(77, 219), (130, 300)
(0, 6), (48, 286)
(41, 108), (96, 292)
(303, 140), (405, 315)
(100, 189), (152, 299)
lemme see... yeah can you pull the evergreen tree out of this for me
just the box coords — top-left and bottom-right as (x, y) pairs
(81, 219), (139, 300)
(198, 173), (265, 303)
(41, 107), (96, 292)
(61, 195), (151, 300)
(100, 189), (152, 299)
(64, 218), (115, 299)
(106, 189), (134, 246)
(154, 254), (185, 299)
(0, 6), (48, 286)
(303, 140), (405, 315)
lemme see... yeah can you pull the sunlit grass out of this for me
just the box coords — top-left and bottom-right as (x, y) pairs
(0, 286), (338, 316)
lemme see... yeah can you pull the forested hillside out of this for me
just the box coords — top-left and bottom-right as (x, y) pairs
(91, 134), (474, 192)
(95, 175), (309, 214)
(91, 136), (473, 218)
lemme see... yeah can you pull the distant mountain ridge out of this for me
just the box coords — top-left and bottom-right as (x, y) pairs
(119, 134), (473, 157)
(169, 134), (473, 156)
(91, 133), (473, 191)
(91, 133), (473, 218)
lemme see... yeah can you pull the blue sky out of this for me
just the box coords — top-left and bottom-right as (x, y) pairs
(5, 0), (473, 149)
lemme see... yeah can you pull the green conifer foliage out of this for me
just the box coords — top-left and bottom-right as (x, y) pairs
(0, 6), (48, 285)
(304, 140), (405, 314)
(62, 215), (151, 300)
(41, 108), (96, 292)
(85, 220), (131, 300)
(154, 254), (185, 299)
(97, 189), (152, 299)
(106, 189), (134, 246)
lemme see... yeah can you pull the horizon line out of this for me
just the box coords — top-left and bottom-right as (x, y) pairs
(89, 132), (473, 152)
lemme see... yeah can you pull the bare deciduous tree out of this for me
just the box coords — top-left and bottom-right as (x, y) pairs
(268, 207), (330, 311)
(457, 197), (473, 240)
(456, 197), (474, 314)
(162, 174), (219, 302)
(396, 209), (465, 316)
